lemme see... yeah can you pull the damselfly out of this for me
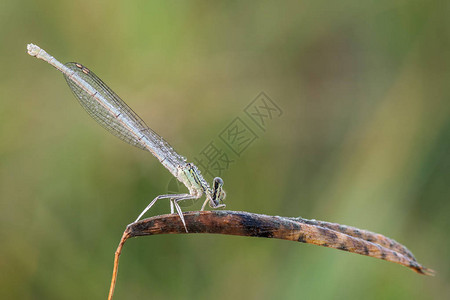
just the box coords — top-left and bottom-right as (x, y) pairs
(27, 44), (226, 232)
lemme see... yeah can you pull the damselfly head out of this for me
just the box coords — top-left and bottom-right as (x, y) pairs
(210, 177), (226, 207)
(211, 177), (226, 207)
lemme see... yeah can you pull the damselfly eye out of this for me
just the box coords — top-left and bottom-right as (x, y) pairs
(213, 177), (224, 189)
(212, 177), (225, 206)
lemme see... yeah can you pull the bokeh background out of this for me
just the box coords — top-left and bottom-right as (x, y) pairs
(1, 1), (449, 299)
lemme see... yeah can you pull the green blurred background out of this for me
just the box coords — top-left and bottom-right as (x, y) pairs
(1, 1), (449, 299)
